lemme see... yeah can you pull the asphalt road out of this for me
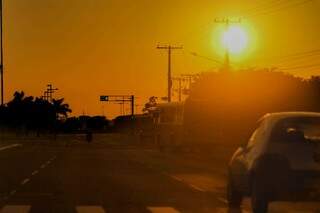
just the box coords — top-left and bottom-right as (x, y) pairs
(0, 134), (319, 213)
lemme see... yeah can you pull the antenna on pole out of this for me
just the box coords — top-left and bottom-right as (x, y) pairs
(214, 17), (241, 71)
(157, 44), (183, 102)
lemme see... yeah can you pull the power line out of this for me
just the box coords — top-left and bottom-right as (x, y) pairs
(276, 55), (320, 67)
(188, 51), (223, 65)
(247, 0), (312, 17)
(245, 0), (313, 18)
(245, 0), (293, 14)
(256, 48), (320, 65)
(281, 63), (320, 71)
(277, 49), (320, 59)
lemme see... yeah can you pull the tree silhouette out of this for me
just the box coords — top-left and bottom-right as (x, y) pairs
(143, 96), (158, 113)
(184, 69), (320, 149)
(52, 98), (72, 119)
(0, 91), (72, 134)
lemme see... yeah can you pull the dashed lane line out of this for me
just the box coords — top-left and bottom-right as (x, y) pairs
(21, 178), (30, 185)
(2, 156), (58, 202)
(0, 144), (22, 152)
(31, 170), (39, 176)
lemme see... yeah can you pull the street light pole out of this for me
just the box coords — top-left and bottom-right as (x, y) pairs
(0, 0), (3, 105)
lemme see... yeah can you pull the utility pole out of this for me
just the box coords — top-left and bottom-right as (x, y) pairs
(131, 95), (134, 117)
(172, 77), (182, 102)
(43, 91), (49, 101)
(47, 84), (58, 102)
(43, 84), (58, 102)
(0, 0), (3, 105)
(157, 45), (183, 102)
(214, 18), (241, 70)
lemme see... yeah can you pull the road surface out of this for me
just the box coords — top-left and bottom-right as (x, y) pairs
(0, 134), (319, 213)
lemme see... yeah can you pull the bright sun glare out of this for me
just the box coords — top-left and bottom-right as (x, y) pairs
(222, 26), (248, 54)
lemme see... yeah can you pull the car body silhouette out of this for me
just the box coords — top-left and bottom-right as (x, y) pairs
(228, 112), (320, 213)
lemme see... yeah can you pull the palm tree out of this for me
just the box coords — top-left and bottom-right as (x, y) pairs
(5, 91), (35, 134)
(52, 98), (72, 120)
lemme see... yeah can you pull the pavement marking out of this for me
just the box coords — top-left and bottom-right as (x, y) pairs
(0, 205), (31, 213)
(168, 174), (183, 182)
(40, 164), (46, 169)
(76, 206), (106, 213)
(217, 197), (228, 204)
(31, 170), (39, 176)
(185, 182), (205, 192)
(21, 178), (30, 185)
(164, 172), (205, 192)
(147, 207), (180, 213)
(0, 144), (22, 152)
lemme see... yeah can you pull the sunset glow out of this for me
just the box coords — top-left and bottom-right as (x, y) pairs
(222, 26), (248, 54)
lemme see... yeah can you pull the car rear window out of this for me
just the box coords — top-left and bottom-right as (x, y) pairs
(270, 116), (320, 143)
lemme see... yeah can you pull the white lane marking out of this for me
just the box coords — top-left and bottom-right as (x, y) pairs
(0, 205), (31, 213)
(168, 174), (183, 182)
(21, 178), (30, 185)
(163, 172), (205, 192)
(40, 164), (46, 169)
(76, 206), (106, 213)
(31, 170), (39, 176)
(185, 182), (205, 192)
(147, 207), (180, 213)
(0, 144), (22, 151)
(217, 197), (228, 204)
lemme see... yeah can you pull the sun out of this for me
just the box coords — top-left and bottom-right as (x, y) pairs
(222, 26), (248, 54)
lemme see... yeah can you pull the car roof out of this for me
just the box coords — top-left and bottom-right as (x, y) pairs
(262, 112), (320, 123)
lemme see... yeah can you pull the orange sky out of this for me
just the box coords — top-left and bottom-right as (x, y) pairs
(3, 0), (320, 118)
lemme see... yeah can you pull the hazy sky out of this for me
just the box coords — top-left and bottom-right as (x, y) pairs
(4, 0), (320, 117)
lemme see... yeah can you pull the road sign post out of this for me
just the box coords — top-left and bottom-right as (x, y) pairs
(99, 95), (135, 117)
